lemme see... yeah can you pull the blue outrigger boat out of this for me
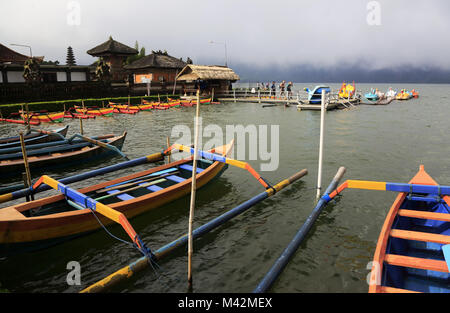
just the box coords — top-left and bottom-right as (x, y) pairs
(0, 125), (69, 149)
(304, 86), (330, 104)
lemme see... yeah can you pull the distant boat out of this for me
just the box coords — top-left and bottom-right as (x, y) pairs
(365, 89), (379, 101)
(338, 82), (356, 99)
(386, 88), (397, 98)
(304, 86), (331, 104)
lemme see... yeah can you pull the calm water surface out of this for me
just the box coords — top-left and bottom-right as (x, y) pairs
(0, 83), (449, 293)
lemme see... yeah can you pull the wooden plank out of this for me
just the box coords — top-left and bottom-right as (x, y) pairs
(398, 209), (450, 223)
(384, 254), (449, 273)
(390, 229), (450, 245)
(0, 207), (26, 220)
(379, 286), (421, 293)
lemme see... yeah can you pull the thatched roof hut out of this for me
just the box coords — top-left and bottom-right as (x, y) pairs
(176, 65), (240, 82)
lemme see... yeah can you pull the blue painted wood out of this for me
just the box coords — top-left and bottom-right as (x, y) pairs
(166, 175), (185, 183)
(179, 164), (204, 173)
(104, 167), (178, 190)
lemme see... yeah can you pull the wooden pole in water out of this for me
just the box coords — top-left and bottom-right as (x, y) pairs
(316, 89), (326, 202)
(187, 89), (201, 290)
(25, 103), (31, 132)
(166, 136), (171, 163)
(19, 132), (33, 201)
(79, 117), (84, 135)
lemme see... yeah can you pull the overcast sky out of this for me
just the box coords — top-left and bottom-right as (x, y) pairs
(1, 0), (450, 71)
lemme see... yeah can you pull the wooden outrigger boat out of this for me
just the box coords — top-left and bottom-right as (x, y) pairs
(0, 132), (127, 178)
(75, 106), (114, 117)
(0, 125), (69, 149)
(0, 141), (232, 255)
(368, 165), (450, 293)
(21, 111), (65, 123)
(313, 165), (450, 293)
(109, 102), (152, 112)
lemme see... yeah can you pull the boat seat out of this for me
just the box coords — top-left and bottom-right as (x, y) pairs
(102, 168), (177, 190)
(398, 209), (450, 223)
(179, 164), (204, 173)
(105, 190), (134, 201)
(166, 175), (186, 183)
(384, 254), (449, 273)
(390, 229), (450, 245)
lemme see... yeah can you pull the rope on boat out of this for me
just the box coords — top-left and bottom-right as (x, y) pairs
(32, 175), (157, 264)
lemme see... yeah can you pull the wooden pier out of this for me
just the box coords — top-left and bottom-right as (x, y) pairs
(217, 89), (362, 111)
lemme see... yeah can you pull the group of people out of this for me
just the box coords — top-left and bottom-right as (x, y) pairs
(255, 81), (294, 99)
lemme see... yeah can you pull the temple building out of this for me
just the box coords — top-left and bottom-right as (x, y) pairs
(0, 43), (89, 84)
(124, 50), (187, 93)
(87, 37), (138, 82)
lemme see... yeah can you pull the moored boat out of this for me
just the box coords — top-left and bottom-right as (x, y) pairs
(0, 125), (69, 149)
(0, 132), (127, 178)
(304, 86), (331, 104)
(75, 106), (114, 116)
(338, 82), (356, 99)
(369, 165), (450, 293)
(365, 89), (379, 101)
(0, 141), (232, 255)
(21, 112), (65, 123)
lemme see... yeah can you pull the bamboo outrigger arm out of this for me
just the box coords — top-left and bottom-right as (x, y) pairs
(321, 180), (450, 206)
(68, 132), (129, 160)
(80, 168), (308, 293)
(165, 143), (272, 189)
(31, 175), (154, 259)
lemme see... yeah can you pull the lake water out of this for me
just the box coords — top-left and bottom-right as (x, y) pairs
(0, 83), (449, 293)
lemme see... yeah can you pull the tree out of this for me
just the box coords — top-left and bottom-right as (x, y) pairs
(66, 46), (76, 66)
(125, 41), (146, 65)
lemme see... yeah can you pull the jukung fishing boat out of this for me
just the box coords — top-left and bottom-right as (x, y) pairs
(368, 165), (450, 293)
(304, 86), (331, 104)
(109, 101), (152, 112)
(0, 126), (69, 149)
(21, 111), (65, 123)
(315, 165), (450, 293)
(0, 141), (232, 255)
(0, 132), (127, 178)
(75, 106), (114, 116)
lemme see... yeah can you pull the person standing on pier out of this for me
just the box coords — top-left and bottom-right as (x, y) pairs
(287, 82), (293, 99)
(271, 81), (276, 98)
(279, 80), (286, 98)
